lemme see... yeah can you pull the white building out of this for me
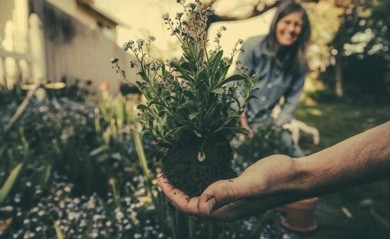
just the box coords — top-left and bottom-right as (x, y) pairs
(0, 0), (135, 95)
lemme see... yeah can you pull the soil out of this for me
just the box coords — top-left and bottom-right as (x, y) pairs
(162, 135), (236, 197)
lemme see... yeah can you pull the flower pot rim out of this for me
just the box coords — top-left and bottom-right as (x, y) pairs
(281, 218), (318, 232)
(285, 197), (319, 209)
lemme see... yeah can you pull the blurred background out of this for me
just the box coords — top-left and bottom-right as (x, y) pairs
(0, 0), (389, 238)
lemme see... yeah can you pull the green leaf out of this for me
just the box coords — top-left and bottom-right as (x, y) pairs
(0, 163), (23, 205)
(237, 127), (250, 135)
(194, 130), (202, 137)
(135, 81), (144, 89)
(54, 221), (64, 239)
(43, 164), (52, 185)
(209, 50), (224, 81)
(203, 102), (222, 120)
(147, 101), (166, 109)
(137, 72), (150, 83)
(89, 145), (110, 156)
(158, 110), (167, 117)
(164, 125), (193, 138)
(137, 104), (147, 110)
(161, 64), (167, 76)
(180, 62), (191, 71)
(210, 50), (223, 66)
(189, 112), (200, 120)
(211, 88), (225, 94)
(245, 95), (259, 102)
(209, 115), (238, 130)
(171, 61), (194, 82)
(213, 126), (249, 135)
(183, 90), (196, 101)
(216, 74), (246, 88)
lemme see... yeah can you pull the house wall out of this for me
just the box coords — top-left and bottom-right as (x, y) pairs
(0, 0), (31, 89)
(0, 1), (15, 42)
(47, 0), (117, 41)
(30, 0), (135, 95)
(46, 0), (97, 27)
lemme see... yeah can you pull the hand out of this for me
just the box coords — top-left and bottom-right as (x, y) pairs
(158, 123), (390, 221)
(157, 155), (297, 221)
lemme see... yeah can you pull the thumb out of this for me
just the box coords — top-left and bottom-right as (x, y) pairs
(197, 179), (240, 216)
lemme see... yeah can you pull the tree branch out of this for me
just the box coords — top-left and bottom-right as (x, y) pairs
(205, 0), (319, 27)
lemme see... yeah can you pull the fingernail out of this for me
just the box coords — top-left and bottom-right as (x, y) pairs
(206, 198), (216, 215)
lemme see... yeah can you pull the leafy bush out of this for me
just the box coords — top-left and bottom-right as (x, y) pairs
(0, 79), (279, 238)
(114, 0), (255, 154)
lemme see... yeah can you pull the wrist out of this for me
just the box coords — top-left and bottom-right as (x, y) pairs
(286, 157), (313, 195)
(265, 156), (313, 198)
(260, 155), (301, 193)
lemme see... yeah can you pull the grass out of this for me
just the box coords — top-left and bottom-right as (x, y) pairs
(294, 99), (390, 239)
(296, 100), (389, 150)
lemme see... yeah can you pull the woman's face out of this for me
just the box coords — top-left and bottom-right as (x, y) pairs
(276, 12), (303, 46)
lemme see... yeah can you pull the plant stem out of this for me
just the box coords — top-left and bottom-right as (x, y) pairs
(188, 217), (196, 239)
(131, 128), (151, 181)
(1, 85), (38, 146)
(207, 221), (214, 239)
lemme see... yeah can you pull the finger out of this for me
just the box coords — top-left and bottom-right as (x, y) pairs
(157, 173), (169, 189)
(210, 199), (261, 221)
(157, 175), (201, 214)
(197, 179), (240, 215)
(169, 192), (200, 215)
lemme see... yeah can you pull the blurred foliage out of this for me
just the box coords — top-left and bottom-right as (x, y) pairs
(305, 0), (344, 72)
(0, 81), (276, 238)
(328, 0), (389, 98)
(331, 0), (389, 58)
(1, 175), (171, 238)
(302, 0), (389, 100)
(0, 82), (145, 199)
(234, 120), (293, 170)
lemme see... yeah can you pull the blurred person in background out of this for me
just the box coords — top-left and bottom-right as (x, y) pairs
(237, 1), (311, 157)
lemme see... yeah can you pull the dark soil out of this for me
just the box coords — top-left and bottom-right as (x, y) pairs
(162, 135), (236, 197)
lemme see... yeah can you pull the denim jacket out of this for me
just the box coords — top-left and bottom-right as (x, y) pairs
(235, 35), (306, 128)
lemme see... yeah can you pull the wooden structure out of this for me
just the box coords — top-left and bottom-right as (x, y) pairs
(0, 0), (134, 95)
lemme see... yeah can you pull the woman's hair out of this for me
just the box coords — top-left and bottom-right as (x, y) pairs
(264, 1), (311, 75)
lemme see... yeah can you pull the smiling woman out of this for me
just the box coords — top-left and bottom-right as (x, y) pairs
(237, 1), (311, 158)
(275, 11), (303, 46)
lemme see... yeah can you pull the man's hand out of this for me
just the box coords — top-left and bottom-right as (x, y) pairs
(157, 155), (297, 221)
(157, 123), (390, 221)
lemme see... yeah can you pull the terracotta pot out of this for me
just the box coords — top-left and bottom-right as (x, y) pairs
(281, 197), (319, 232)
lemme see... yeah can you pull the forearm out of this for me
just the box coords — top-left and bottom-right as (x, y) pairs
(251, 122), (390, 211)
(290, 122), (390, 197)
